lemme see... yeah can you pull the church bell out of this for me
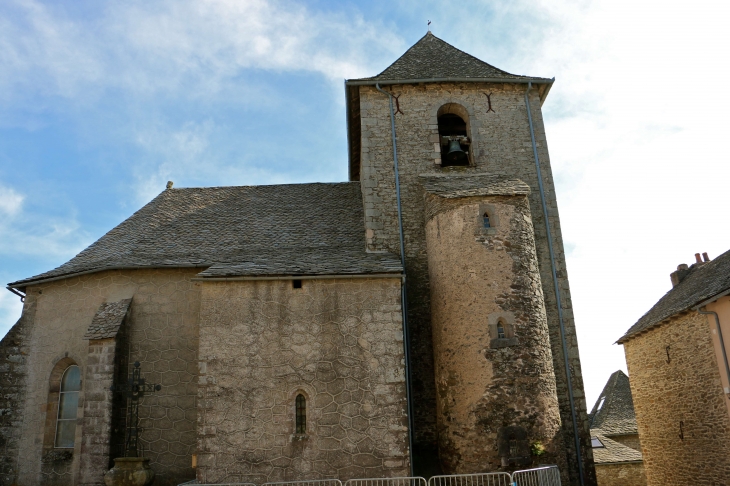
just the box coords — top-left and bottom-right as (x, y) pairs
(445, 139), (468, 165)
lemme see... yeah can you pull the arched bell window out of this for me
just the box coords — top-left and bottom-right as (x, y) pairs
(55, 365), (81, 448)
(295, 394), (306, 434)
(437, 104), (471, 167)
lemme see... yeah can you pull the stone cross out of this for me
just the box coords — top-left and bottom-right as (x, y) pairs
(110, 361), (161, 457)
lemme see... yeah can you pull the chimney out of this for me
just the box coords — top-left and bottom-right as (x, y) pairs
(703, 252), (710, 262)
(670, 263), (690, 288)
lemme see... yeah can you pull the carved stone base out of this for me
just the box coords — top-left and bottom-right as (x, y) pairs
(104, 457), (155, 486)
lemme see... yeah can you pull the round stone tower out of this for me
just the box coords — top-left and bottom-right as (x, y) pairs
(421, 174), (566, 474)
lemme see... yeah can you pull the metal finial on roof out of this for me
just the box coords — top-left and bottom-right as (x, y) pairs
(166, 181), (174, 189)
(427, 20), (431, 31)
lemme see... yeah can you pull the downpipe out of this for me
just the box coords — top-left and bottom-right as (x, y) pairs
(375, 83), (415, 475)
(525, 82), (586, 485)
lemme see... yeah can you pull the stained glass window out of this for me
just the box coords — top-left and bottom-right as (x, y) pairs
(295, 394), (306, 434)
(55, 365), (81, 448)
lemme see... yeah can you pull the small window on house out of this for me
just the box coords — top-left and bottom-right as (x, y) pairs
(438, 112), (470, 167)
(591, 437), (604, 448)
(497, 321), (506, 339)
(292, 279), (302, 289)
(295, 394), (306, 434)
(55, 365), (81, 448)
(483, 212), (491, 228)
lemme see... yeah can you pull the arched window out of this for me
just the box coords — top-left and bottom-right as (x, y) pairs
(497, 320), (506, 339)
(483, 211), (491, 229)
(55, 365), (81, 448)
(295, 394), (306, 434)
(437, 104), (471, 167)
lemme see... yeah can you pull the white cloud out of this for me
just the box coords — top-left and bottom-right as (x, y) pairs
(0, 0), (404, 106)
(0, 285), (23, 339)
(0, 185), (24, 216)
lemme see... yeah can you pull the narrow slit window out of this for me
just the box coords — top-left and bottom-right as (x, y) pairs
(55, 365), (81, 448)
(295, 394), (306, 434)
(509, 439), (519, 457)
(292, 279), (302, 289)
(497, 321), (506, 339)
(483, 212), (491, 228)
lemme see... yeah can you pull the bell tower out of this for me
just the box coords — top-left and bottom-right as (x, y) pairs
(345, 33), (596, 485)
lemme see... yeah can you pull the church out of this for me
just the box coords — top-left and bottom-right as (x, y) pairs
(0, 33), (596, 486)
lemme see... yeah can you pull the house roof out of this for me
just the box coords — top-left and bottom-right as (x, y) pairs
(347, 32), (550, 84)
(8, 183), (402, 290)
(618, 248), (730, 343)
(590, 432), (643, 465)
(589, 370), (638, 437)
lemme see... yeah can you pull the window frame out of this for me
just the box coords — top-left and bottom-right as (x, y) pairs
(295, 393), (307, 435)
(54, 364), (81, 449)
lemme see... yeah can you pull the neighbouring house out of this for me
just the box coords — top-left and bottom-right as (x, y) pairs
(0, 33), (597, 486)
(618, 250), (730, 485)
(589, 370), (646, 486)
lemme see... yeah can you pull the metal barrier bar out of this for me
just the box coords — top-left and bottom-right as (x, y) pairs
(511, 465), (561, 486)
(264, 480), (343, 486)
(345, 477), (427, 486)
(429, 473), (512, 486)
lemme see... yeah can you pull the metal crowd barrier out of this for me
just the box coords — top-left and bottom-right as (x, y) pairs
(178, 466), (560, 486)
(345, 478), (427, 486)
(511, 466), (561, 486)
(264, 480), (343, 486)
(429, 472), (512, 486)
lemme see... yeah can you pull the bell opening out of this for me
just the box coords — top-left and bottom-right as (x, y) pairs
(438, 113), (470, 166)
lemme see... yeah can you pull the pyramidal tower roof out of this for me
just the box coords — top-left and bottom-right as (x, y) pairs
(348, 32), (552, 84)
(589, 370), (638, 436)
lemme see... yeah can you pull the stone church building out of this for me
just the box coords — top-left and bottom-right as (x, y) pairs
(1, 33), (596, 486)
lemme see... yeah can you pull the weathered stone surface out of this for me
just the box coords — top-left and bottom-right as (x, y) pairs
(196, 278), (409, 483)
(623, 311), (730, 485)
(14, 269), (199, 486)
(595, 463), (646, 486)
(357, 81), (594, 483)
(0, 294), (35, 486)
(425, 192), (565, 473)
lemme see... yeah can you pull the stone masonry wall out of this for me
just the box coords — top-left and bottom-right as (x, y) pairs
(14, 269), (200, 486)
(0, 293), (36, 486)
(424, 193), (565, 475)
(78, 338), (119, 485)
(595, 463), (646, 486)
(357, 83), (594, 484)
(623, 311), (730, 485)
(197, 278), (409, 483)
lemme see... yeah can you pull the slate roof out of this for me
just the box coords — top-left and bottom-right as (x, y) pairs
(618, 248), (730, 343)
(9, 183), (402, 289)
(590, 433), (643, 465)
(419, 174), (530, 198)
(589, 370), (638, 437)
(83, 299), (131, 340)
(349, 32), (550, 83)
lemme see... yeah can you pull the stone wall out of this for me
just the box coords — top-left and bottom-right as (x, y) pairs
(14, 268), (200, 486)
(357, 82), (594, 484)
(623, 311), (730, 485)
(196, 277), (409, 483)
(0, 293), (35, 486)
(595, 463), (646, 486)
(424, 193), (565, 474)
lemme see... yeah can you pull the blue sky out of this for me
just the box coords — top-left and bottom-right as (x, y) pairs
(2, 0), (730, 407)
